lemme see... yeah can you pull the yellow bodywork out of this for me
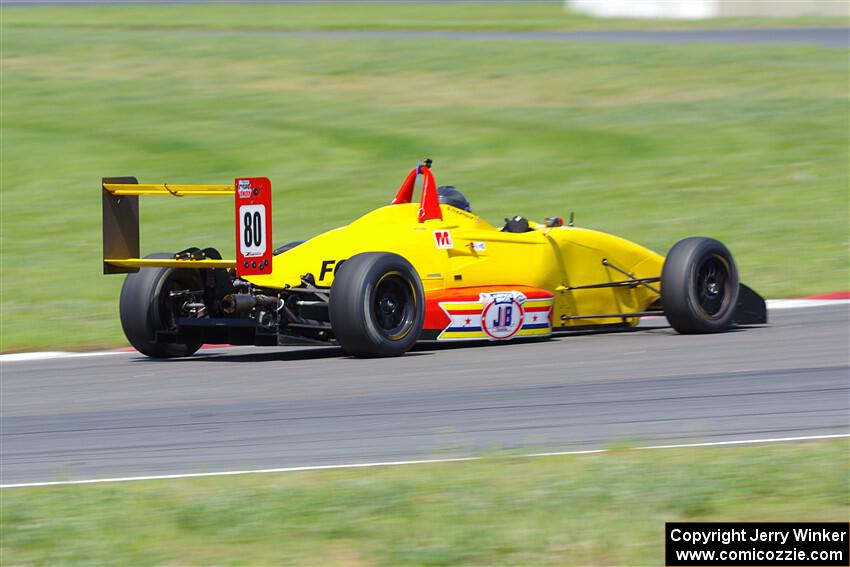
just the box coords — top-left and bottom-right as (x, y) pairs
(103, 183), (233, 197)
(102, 179), (664, 328)
(105, 258), (237, 269)
(245, 203), (664, 328)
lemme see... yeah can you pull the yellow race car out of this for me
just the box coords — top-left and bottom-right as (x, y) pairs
(102, 160), (766, 358)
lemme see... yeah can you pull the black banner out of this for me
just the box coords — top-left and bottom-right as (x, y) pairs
(666, 522), (849, 566)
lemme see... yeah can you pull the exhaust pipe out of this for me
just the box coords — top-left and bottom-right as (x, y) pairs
(221, 294), (279, 315)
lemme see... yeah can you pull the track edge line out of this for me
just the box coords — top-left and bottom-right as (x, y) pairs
(3, 433), (847, 489)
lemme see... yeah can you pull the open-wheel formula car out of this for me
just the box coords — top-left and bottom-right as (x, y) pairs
(102, 160), (766, 358)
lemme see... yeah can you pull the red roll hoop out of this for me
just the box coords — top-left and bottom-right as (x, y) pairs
(391, 162), (442, 222)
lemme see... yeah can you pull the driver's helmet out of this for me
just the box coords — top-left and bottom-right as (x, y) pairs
(437, 185), (471, 212)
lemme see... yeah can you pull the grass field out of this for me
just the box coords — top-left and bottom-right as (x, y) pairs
(1, 439), (847, 566)
(1, 5), (848, 351)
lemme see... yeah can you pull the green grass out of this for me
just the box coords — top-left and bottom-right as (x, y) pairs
(2, 3), (846, 33)
(2, 440), (847, 566)
(1, 7), (848, 351)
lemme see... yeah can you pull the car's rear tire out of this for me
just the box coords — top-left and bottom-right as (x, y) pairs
(329, 252), (424, 357)
(119, 253), (203, 358)
(661, 237), (739, 334)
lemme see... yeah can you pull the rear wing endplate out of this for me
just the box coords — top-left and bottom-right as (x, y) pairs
(102, 177), (272, 276)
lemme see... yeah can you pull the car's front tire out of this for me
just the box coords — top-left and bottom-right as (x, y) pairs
(119, 253), (203, 358)
(661, 237), (740, 334)
(329, 252), (424, 357)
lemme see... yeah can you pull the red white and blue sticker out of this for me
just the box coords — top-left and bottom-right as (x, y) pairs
(437, 290), (553, 341)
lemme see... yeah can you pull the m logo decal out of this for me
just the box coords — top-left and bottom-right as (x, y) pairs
(433, 230), (453, 249)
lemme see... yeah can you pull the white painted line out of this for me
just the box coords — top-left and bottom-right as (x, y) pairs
(0, 457), (478, 489)
(528, 434), (850, 456)
(640, 434), (850, 450)
(0, 350), (130, 363)
(2, 433), (846, 489)
(766, 299), (849, 310)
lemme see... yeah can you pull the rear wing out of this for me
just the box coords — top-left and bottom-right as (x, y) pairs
(102, 176), (273, 276)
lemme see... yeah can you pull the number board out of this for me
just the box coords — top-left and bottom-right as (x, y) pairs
(234, 177), (273, 276)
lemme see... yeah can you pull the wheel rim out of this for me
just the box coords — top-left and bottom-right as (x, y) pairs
(694, 255), (731, 319)
(372, 272), (416, 341)
(156, 271), (200, 331)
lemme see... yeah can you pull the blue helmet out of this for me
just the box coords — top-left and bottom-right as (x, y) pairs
(437, 185), (471, 212)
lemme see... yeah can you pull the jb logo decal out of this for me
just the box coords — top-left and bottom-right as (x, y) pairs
(480, 291), (525, 340)
(437, 291), (553, 341)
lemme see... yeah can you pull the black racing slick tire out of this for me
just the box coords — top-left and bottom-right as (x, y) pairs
(329, 252), (425, 357)
(119, 253), (203, 358)
(661, 237), (740, 334)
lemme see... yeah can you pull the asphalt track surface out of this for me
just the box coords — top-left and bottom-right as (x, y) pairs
(2, 303), (848, 485)
(209, 28), (849, 48)
(3, 0), (849, 48)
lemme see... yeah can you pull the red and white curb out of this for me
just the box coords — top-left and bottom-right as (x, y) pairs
(1, 294), (847, 363)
